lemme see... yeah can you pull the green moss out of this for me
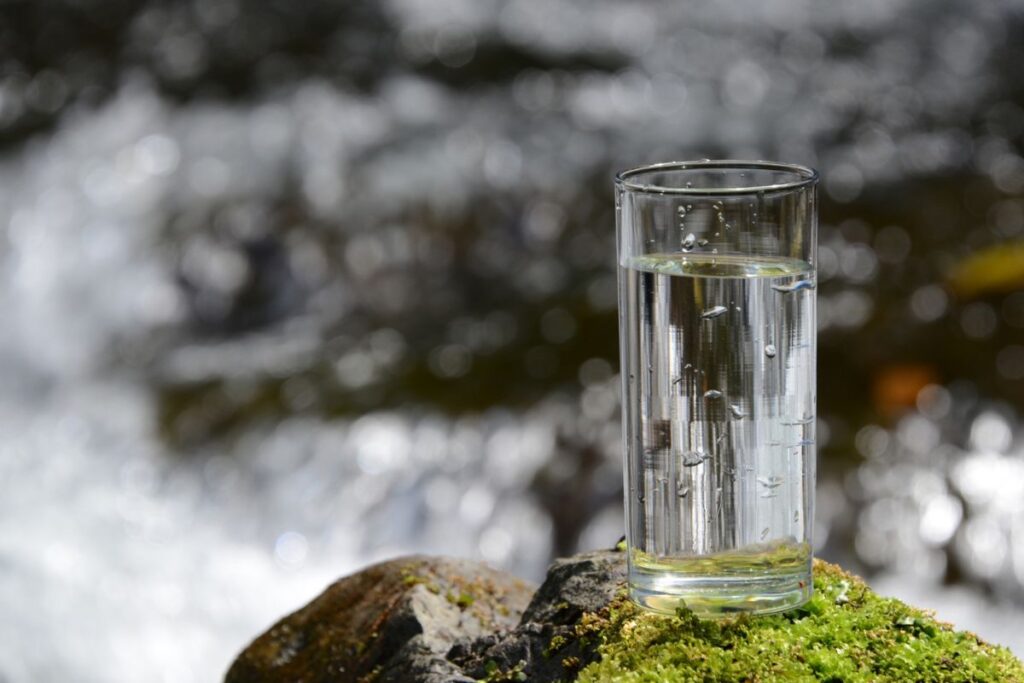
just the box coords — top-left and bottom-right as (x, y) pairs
(400, 570), (441, 595)
(576, 560), (1024, 682)
(447, 590), (476, 609)
(544, 634), (568, 658)
(479, 659), (528, 682)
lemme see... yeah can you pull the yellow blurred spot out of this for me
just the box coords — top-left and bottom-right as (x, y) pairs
(947, 241), (1024, 299)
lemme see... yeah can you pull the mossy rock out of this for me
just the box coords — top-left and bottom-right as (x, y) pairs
(576, 559), (1023, 682)
(226, 550), (1024, 682)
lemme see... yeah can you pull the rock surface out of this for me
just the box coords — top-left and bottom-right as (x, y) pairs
(224, 555), (533, 683)
(226, 550), (1024, 682)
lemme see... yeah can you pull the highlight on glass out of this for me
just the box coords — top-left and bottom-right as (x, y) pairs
(615, 160), (819, 616)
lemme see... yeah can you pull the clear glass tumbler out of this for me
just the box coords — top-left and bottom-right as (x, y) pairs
(615, 160), (818, 616)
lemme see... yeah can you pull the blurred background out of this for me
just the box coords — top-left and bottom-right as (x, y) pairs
(0, 0), (1022, 680)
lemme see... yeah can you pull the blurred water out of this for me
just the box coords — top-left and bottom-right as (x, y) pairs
(0, 0), (1023, 680)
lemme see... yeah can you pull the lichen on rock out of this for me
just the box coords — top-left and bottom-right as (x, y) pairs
(225, 550), (1024, 682)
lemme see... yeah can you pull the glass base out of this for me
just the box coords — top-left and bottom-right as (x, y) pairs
(629, 568), (812, 617)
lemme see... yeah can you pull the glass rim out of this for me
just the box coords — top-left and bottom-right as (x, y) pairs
(614, 159), (819, 196)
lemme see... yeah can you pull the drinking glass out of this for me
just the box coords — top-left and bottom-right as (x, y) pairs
(615, 160), (818, 616)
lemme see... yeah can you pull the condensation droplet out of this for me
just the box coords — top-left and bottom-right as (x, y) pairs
(702, 305), (727, 319)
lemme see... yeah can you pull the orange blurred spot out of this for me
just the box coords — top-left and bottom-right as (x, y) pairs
(873, 364), (937, 419)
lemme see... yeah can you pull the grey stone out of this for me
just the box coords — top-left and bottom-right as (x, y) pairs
(224, 554), (534, 683)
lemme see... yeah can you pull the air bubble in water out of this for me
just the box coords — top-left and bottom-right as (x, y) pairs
(704, 389), (723, 399)
(764, 344), (777, 357)
(758, 476), (784, 489)
(730, 404), (745, 418)
(681, 233), (696, 251)
(772, 279), (815, 293)
(681, 450), (707, 467)
(701, 305), (727, 319)
(677, 483), (690, 498)
(698, 238), (709, 247)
